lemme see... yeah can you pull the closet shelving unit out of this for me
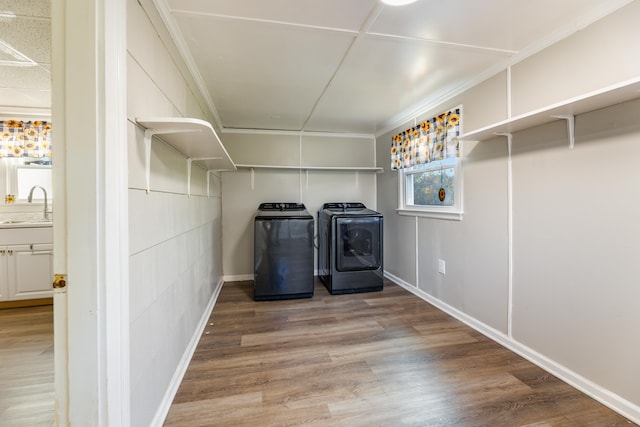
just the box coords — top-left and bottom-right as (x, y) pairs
(235, 164), (383, 172)
(459, 76), (640, 147)
(234, 165), (383, 190)
(135, 117), (236, 196)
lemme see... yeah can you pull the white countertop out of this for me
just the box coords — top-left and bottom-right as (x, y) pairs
(0, 220), (53, 229)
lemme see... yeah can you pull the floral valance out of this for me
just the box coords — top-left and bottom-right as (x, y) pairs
(391, 107), (461, 170)
(0, 119), (52, 163)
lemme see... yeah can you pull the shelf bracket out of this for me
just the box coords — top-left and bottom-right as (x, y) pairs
(143, 129), (154, 194)
(142, 127), (200, 194)
(187, 158), (193, 198)
(495, 132), (513, 146)
(186, 157), (223, 198)
(495, 132), (514, 337)
(550, 114), (575, 150)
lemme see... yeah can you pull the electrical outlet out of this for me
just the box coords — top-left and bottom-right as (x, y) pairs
(438, 259), (446, 275)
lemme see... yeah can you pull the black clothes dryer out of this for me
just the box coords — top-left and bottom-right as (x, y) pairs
(254, 203), (314, 301)
(318, 202), (383, 294)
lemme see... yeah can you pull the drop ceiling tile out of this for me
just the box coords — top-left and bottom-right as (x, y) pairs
(0, 63), (50, 90)
(0, 0), (50, 18)
(0, 87), (50, 109)
(169, 0), (378, 31)
(0, 16), (51, 64)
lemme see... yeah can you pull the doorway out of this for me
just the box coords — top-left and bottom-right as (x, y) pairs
(0, 0), (55, 425)
(2, 0), (130, 424)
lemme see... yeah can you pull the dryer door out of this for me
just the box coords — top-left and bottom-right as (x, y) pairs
(336, 217), (382, 272)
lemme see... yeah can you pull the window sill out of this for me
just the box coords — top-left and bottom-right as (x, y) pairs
(396, 208), (463, 221)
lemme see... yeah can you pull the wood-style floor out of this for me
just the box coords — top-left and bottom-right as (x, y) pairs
(165, 279), (635, 427)
(0, 305), (54, 427)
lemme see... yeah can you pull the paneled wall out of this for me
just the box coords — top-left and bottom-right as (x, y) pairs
(376, 1), (640, 422)
(126, 0), (224, 425)
(221, 132), (378, 278)
(508, 103), (640, 406)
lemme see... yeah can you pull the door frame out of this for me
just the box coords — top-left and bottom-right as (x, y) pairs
(51, 0), (129, 424)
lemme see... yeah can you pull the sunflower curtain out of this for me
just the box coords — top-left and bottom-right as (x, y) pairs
(391, 107), (460, 170)
(0, 119), (52, 163)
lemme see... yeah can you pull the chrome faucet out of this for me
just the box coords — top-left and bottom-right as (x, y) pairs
(27, 185), (51, 221)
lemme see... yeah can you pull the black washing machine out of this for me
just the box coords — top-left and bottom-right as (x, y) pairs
(254, 203), (314, 301)
(318, 202), (383, 294)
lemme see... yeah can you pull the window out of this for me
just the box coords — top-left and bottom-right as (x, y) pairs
(397, 158), (463, 220)
(3, 161), (53, 201)
(16, 165), (53, 200)
(391, 106), (463, 220)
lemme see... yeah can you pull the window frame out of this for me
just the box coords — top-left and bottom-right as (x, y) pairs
(4, 161), (53, 202)
(396, 157), (464, 221)
(15, 164), (53, 201)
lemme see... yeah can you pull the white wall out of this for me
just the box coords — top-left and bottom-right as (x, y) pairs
(221, 132), (378, 278)
(509, 102), (640, 407)
(127, 0), (224, 425)
(376, 1), (640, 422)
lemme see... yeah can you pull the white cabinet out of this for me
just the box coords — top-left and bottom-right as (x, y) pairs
(0, 226), (53, 301)
(0, 249), (6, 300)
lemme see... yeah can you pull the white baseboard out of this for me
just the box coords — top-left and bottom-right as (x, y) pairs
(224, 272), (320, 282)
(223, 274), (254, 282)
(150, 278), (225, 427)
(384, 272), (640, 425)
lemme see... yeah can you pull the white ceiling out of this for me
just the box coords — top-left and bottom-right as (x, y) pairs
(0, 1), (632, 132)
(163, 0), (632, 136)
(0, 0), (51, 111)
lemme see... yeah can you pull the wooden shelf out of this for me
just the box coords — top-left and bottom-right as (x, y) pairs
(135, 117), (236, 194)
(235, 164), (383, 173)
(459, 77), (640, 142)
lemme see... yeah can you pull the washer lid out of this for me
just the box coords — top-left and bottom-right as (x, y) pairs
(322, 202), (366, 210)
(258, 202), (307, 211)
(321, 202), (381, 217)
(256, 202), (312, 219)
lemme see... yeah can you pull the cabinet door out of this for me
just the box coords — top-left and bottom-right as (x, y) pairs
(7, 244), (53, 300)
(0, 247), (7, 301)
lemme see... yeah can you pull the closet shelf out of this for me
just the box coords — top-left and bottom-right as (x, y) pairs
(135, 117), (236, 195)
(135, 117), (236, 170)
(459, 77), (640, 142)
(235, 164), (383, 173)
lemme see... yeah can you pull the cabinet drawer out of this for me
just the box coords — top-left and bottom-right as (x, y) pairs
(0, 227), (53, 245)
